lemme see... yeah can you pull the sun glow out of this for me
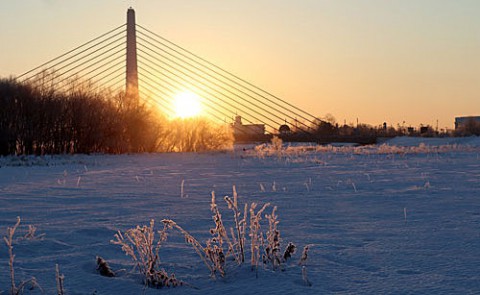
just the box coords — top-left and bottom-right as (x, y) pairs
(172, 91), (202, 119)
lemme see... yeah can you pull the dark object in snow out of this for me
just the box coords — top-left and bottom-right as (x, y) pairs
(302, 266), (312, 287)
(96, 256), (115, 277)
(283, 242), (296, 261)
(298, 245), (309, 266)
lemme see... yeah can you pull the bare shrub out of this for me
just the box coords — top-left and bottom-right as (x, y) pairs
(159, 118), (234, 153)
(0, 77), (233, 155)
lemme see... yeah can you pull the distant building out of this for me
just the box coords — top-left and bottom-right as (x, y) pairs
(279, 124), (291, 136)
(455, 116), (480, 129)
(231, 116), (265, 136)
(420, 126), (430, 134)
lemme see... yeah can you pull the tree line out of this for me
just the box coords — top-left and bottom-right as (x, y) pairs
(0, 77), (233, 156)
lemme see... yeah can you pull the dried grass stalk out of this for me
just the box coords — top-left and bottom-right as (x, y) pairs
(283, 242), (296, 262)
(264, 206), (281, 269)
(162, 219), (214, 275)
(298, 245), (310, 266)
(3, 217), (43, 295)
(56, 264), (65, 295)
(249, 202), (270, 271)
(4, 217), (21, 294)
(23, 225), (45, 240)
(302, 266), (312, 287)
(224, 185), (248, 264)
(210, 192), (234, 257)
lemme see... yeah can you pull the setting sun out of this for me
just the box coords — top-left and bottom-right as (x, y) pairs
(172, 91), (202, 119)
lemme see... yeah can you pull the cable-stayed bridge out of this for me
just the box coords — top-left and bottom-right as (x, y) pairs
(16, 8), (375, 144)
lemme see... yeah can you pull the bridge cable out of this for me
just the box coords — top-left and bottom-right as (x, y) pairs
(137, 48), (278, 132)
(136, 31), (315, 134)
(137, 75), (254, 136)
(137, 24), (321, 128)
(18, 24), (126, 81)
(136, 34), (314, 135)
(136, 61), (261, 133)
(32, 35), (126, 88)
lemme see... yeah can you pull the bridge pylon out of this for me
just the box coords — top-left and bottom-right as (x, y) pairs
(126, 7), (139, 105)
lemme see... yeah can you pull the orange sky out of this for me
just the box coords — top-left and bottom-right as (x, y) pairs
(1, 1), (479, 129)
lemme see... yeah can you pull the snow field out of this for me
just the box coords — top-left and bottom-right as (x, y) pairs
(1, 138), (480, 294)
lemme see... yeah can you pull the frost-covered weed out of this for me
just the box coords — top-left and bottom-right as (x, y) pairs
(23, 225), (45, 241)
(110, 189), (309, 285)
(283, 242), (296, 261)
(271, 136), (283, 153)
(224, 186), (248, 264)
(111, 219), (184, 288)
(210, 192), (234, 260)
(264, 206), (281, 269)
(249, 202), (270, 272)
(3, 217), (44, 295)
(244, 141), (480, 163)
(298, 245), (310, 266)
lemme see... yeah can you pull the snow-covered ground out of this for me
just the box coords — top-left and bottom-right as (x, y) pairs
(1, 137), (480, 294)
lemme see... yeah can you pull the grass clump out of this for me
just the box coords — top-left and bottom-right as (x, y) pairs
(111, 219), (185, 288)
(109, 187), (311, 289)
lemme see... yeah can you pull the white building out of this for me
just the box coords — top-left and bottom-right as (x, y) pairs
(231, 116), (265, 136)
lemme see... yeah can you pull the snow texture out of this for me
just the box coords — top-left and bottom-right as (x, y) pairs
(1, 137), (480, 294)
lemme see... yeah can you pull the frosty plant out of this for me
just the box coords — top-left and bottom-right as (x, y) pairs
(299, 245), (312, 287)
(3, 217), (43, 295)
(224, 185), (248, 264)
(205, 191), (234, 277)
(264, 206), (281, 269)
(249, 202), (270, 272)
(271, 136), (283, 152)
(264, 207), (297, 270)
(111, 187), (308, 283)
(162, 219), (223, 278)
(298, 245), (310, 266)
(111, 219), (184, 288)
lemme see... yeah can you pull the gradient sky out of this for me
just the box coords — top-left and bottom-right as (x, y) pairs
(1, 0), (479, 129)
